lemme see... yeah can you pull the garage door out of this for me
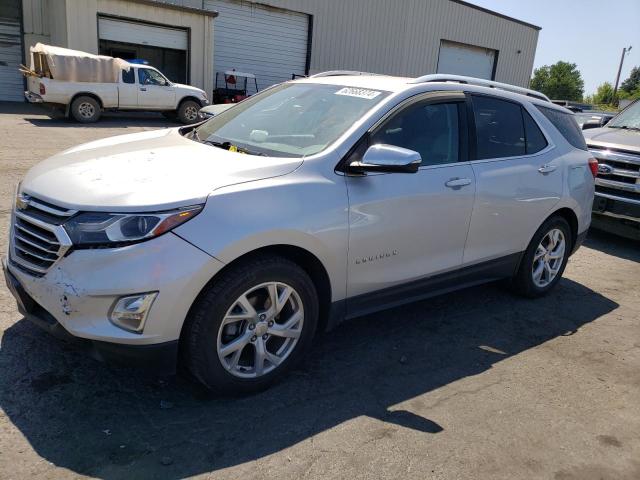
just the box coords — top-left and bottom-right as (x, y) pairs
(98, 17), (188, 51)
(437, 40), (497, 80)
(205, 0), (309, 92)
(0, 19), (24, 102)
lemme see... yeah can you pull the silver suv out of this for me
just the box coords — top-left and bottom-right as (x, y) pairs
(3, 73), (595, 393)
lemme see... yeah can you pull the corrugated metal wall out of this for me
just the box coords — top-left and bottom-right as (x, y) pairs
(225, 0), (539, 87)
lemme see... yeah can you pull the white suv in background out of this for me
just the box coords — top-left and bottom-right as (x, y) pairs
(4, 73), (595, 393)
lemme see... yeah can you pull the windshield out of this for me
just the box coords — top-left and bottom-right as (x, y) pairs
(193, 83), (390, 157)
(608, 100), (640, 129)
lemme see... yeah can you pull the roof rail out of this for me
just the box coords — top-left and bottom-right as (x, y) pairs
(410, 74), (550, 102)
(310, 70), (379, 78)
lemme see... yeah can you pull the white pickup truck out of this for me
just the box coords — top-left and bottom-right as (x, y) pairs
(24, 44), (208, 124)
(26, 64), (209, 124)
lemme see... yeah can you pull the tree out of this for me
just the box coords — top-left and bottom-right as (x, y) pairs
(530, 61), (584, 101)
(620, 66), (640, 94)
(591, 82), (615, 105)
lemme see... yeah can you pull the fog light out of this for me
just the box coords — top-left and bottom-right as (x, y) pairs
(109, 292), (158, 333)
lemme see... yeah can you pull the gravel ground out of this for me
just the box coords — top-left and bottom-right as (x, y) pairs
(0, 103), (639, 480)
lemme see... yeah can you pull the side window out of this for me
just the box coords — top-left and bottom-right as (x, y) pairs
(370, 102), (461, 166)
(536, 105), (588, 151)
(522, 109), (548, 154)
(472, 95), (525, 159)
(138, 68), (149, 85)
(122, 68), (135, 84)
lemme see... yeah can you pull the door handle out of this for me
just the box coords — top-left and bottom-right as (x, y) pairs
(445, 177), (472, 188)
(139, 87), (147, 92)
(538, 164), (557, 174)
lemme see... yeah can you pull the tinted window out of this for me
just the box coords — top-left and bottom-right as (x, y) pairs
(472, 96), (525, 159)
(536, 105), (588, 151)
(522, 109), (548, 154)
(122, 68), (135, 84)
(371, 102), (460, 166)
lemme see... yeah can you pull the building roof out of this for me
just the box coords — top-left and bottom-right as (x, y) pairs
(449, 0), (541, 31)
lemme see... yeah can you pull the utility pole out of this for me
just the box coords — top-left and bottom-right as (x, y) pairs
(613, 45), (633, 95)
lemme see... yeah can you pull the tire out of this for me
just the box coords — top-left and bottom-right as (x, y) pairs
(511, 216), (572, 298)
(184, 255), (319, 394)
(70, 96), (101, 123)
(177, 99), (201, 124)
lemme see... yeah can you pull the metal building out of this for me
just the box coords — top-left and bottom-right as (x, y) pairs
(4, 0), (540, 102)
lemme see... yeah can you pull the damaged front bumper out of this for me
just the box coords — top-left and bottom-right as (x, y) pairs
(3, 232), (224, 373)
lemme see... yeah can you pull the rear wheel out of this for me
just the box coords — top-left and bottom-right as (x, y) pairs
(184, 256), (318, 393)
(511, 216), (572, 298)
(177, 99), (201, 124)
(70, 96), (101, 123)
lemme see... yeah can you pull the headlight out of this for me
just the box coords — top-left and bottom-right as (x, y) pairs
(64, 205), (202, 247)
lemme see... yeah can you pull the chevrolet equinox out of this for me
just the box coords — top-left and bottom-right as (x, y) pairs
(4, 73), (595, 393)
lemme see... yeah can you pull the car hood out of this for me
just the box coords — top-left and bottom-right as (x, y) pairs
(172, 83), (206, 96)
(583, 127), (640, 154)
(20, 128), (302, 212)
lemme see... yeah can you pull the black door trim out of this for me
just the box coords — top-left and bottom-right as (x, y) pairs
(342, 252), (523, 322)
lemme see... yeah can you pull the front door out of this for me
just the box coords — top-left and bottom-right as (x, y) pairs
(137, 68), (175, 109)
(345, 92), (476, 315)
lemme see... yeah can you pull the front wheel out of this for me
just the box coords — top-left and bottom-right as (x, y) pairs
(183, 256), (319, 394)
(511, 216), (572, 298)
(177, 100), (201, 124)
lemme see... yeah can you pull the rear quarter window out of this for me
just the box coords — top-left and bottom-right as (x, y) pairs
(536, 105), (587, 151)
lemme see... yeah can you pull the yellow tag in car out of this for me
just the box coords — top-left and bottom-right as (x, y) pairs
(228, 145), (238, 152)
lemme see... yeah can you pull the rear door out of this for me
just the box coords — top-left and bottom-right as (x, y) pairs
(345, 92), (476, 313)
(463, 94), (562, 265)
(118, 67), (138, 108)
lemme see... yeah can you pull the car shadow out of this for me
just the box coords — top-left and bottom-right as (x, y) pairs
(0, 278), (618, 479)
(1, 101), (178, 129)
(23, 112), (178, 129)
(583, 228), (639, 263)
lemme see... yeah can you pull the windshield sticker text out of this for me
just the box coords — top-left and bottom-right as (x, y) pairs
(335, 87), (382, 100)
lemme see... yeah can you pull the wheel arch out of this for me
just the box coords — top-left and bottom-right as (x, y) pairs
(549, 207), (579, 251)
(177, 95), (204, 109)
(178, 244), (333, 358)
(69, 92), (104, 109)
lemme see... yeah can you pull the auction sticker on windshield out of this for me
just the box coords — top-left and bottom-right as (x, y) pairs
(335, 87), (382, 99)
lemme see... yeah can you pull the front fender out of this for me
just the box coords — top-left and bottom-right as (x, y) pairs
(174, 171), (349, 302)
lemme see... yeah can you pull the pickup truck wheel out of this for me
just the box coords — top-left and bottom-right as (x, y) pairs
(71, 96), (101, 123)
(177, 100), (201, 124)
(510, 216), (571, 298)
(183, 255), (319, 394)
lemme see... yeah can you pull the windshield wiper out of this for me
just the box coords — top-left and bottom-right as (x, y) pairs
(202, 139), (267, 156)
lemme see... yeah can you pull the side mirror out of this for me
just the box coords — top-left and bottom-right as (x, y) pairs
(582, 119), (601, 130)
(349, 144), (421, 174)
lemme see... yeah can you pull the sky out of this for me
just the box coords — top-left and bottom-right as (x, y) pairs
(467, 0), (640, 95)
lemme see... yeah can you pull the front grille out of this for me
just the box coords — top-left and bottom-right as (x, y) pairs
(9, 195), (75, 277)
(589, 147), (640, 198)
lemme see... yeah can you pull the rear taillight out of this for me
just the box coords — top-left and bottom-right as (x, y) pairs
(39, 83), (45, 95)
(588, 157), (598, 178)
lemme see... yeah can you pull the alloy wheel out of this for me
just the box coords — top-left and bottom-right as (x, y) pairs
(216, 282), (304, 378)
(531, 228), (566, 288)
